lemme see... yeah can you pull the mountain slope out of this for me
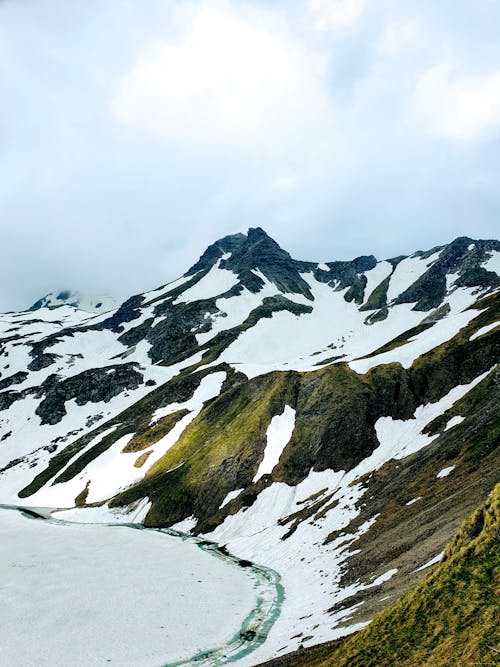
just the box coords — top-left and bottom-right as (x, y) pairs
(0, 229), (499, 664)
(260, 482), (500, 667)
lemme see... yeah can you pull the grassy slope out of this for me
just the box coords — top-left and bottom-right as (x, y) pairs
(259, 483), (500, 667)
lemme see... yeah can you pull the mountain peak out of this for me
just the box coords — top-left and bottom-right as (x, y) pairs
(29, 290), (117, 313)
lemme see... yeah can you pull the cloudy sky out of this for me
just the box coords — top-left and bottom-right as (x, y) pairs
(1, 0), (499, 310)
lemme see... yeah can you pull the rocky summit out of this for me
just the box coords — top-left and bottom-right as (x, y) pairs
(0, 229), (499, 666)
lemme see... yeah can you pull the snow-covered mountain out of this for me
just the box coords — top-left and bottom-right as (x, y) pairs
(29, 290), (118, 313)
(0, 228), (498, 665)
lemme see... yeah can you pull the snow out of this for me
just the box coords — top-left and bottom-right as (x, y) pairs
(220, 488), (244, 509)
(350, 287), (481, 374)
(209, 468), (377, 665)
(30, 291), (117, 313)
(482, 249), (500, 275)
(202, 269), (483, 379)
(386, 250), (441, 303)
(253, 406), (295, 482)
(444, 415), (465, 430)
(436, 465), (455, 478)
(317, 263), (330, 272)
(470, 321), (499, 340)
(196, 279), (278, 346)
(468, 244), (475, 251)
(54, 498), (152, 524)
(171, 515), (199, 532)
(0, 507), (258, 667)
(405, 497), (422, 506)
(413, 551), (444, 572)
(362, 261), (393, 305)
(215, 273), (429, 378)
(370, 568), (398, 585)
(370, 370), (489, 471)
(173, 261), (239, 304)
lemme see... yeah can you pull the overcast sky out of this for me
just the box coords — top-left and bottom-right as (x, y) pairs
(1, 0), (499, 311)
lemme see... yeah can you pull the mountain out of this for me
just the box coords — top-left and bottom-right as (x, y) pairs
(29, 290), (118, 313)
(0, 228), (498, 665)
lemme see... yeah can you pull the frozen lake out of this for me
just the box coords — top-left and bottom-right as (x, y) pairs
(0, 507), (282, 666)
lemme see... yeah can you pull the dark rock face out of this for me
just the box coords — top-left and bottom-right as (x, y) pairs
(221, 227), (315, 299)
(146, 299), (220, 364)
(91, 294), (145, 333)
(394, 238), (500, 311)
(29, 297), (49, 311)
(186, 233), (247, 275)
(0, 386), (39, 412)
(316, 255), (377, 292)
(0, 391), (23, 412)
(27, 353), (60, 372)
(0, 372), (28, 391)
(35, 363), (144, 425)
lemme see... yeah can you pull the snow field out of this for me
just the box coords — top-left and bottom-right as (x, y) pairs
(0, 507), (258, 667)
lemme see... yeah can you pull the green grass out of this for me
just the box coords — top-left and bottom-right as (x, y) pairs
(111, 370), (298, 526)
(121, 409), (188, 453)
(360, 274), (392, 311)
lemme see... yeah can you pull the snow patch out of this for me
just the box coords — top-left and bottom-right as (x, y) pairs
(444, 415), (465, 430)
(54, 498), (151, 524)
(413, 551), (444, 572)
(171, 515), (199, 532)
(436, 465), (455, 478)
(220, 488), (244, 509)
(174, 262), (239, 304)
(370, 568), (398, 586)
(470, 321), (499, 341)
(253, 406), (295, 482)
(482, 249), (500, 275)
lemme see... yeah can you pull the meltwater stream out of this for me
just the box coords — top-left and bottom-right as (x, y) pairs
(0, 505), (283, 667)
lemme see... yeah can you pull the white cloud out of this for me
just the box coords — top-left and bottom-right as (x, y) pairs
(309, 0), (366, 31)
(271, 173), (299, 190)
(111, 3), (329, 140)
(379, 19), (422, 57)
(412, 60), (500, 140)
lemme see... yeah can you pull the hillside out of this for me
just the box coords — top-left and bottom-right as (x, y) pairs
(259, 482), (500, 667)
